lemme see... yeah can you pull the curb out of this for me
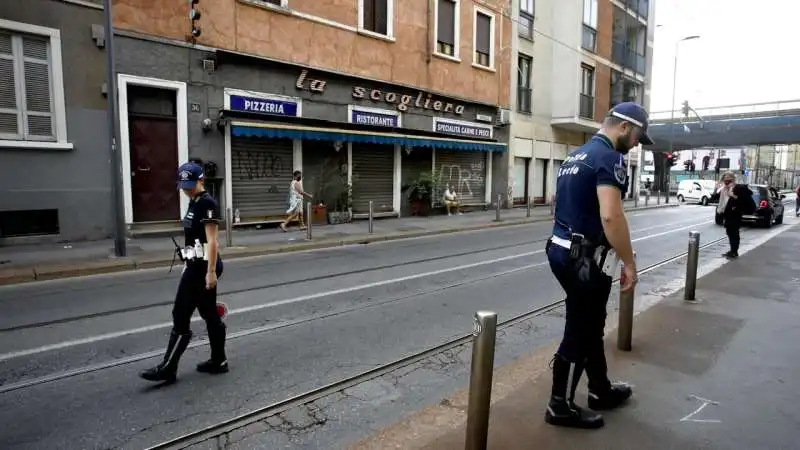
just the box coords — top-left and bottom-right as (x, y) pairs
(0, 204), (678, 286)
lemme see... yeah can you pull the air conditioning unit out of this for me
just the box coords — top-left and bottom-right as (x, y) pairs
(496, 108), (511, 126)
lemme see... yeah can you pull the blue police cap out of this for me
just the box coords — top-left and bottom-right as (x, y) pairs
(177, 162), (204, 190)
(608, 102), (654, 146)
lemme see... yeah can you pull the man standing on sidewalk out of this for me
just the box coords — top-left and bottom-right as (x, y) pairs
(717, 171), (753, 259)
(543, 102), (646, 429)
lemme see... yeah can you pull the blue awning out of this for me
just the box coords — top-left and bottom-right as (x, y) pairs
(230, 121), (507, 152)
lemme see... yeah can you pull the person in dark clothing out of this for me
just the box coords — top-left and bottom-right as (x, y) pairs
(140, 162), (228, 383)
(718, 171), (752, 259)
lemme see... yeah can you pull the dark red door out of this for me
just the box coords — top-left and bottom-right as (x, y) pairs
(129, 116), (180, 222)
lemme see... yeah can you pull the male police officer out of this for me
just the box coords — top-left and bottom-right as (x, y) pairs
(544, 102), (653, 429)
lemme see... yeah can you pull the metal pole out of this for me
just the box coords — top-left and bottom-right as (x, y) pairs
(104, 0), (127, 257)
(656, 190), (661, 205)
(684, 231), (700, 301)
(617, 251), (636, 351)
(465, 311), (498, 450)
(549, 194), (556, 216)
(368, 200), (374, 234)
(225, 207), (233, 248)
(645, 190), (650, 207)
(495, 194), (501, 221)
(526, 197), (531, 218)
(306, 200), (312, 240)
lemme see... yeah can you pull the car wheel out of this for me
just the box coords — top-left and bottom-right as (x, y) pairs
(701, 196), (709, 206)
(677, 195), (684, 203)
(775, 213), (784, 225)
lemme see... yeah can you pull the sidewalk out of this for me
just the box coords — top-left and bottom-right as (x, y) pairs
(407, 223), (800, 449)
(0, 197), (675, 285)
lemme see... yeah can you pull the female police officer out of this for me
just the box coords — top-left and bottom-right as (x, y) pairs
(140, 161), (228, 383)
(543, 102), (650, 428)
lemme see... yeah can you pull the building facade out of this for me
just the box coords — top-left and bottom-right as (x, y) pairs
(112, 0), (513, 231)
(0, 0), (111, 243)
(507, 0), (655, 205)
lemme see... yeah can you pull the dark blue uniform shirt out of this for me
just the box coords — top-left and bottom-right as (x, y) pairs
(552, 134), (628, 242)
(182, 191), (221, 247)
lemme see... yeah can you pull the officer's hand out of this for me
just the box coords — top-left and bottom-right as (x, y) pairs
(620, 263), (638, 292)
(206, 271), (218, 290)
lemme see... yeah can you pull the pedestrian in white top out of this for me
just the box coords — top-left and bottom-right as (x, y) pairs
(443, 185), (461, 216)
(280, 170), (312, 232)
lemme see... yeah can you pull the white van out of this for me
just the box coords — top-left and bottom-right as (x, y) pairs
(677, 179), (718, 205)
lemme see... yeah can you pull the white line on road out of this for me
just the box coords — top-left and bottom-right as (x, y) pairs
(0, 219), (714, 362)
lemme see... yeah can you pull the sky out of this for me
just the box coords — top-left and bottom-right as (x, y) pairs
(649, 0), (800, 114)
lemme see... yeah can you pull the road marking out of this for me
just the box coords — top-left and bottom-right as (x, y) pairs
(0, 219), (714, 362)
(681, 394), (721, 423)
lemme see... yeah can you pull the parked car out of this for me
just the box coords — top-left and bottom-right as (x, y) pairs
(714, 184), (785, 227)
(677, 179), (718, 205)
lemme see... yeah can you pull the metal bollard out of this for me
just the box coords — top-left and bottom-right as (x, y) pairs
(225, 207), (233, 248)
(617, 251), (637, 352)
(306, 201), (312, 240)
(495, 194), (501, 221)
(465, 311), (498, 450)
(656, 190), (661, 205)
(368, 200), (374, 234)
(526, 198), (531, 218)
(549, 194), (556, 216)
(684, 231), (700, 301)
(645, 190), (650, 207)
(634, 190), (639, 208)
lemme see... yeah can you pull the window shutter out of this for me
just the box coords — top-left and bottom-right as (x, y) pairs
(22, 36), (54, 139)
(437, 0), (455, 45)
(0, 33), (19, 137)
(476, 13), (491, 54)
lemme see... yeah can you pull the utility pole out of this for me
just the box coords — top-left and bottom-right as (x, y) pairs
(104, 0), (127, 257)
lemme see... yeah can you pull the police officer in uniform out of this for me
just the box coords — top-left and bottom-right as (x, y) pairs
(140, 161), (228, 383)
(543, 102), (653, 428)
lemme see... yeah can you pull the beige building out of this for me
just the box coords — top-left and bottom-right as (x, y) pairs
(507, 0), (655, 205)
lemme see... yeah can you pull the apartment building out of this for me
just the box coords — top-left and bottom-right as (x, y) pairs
(0, 0), (111, 243)
(507, 0), (655, 206)
(107, 0), (512, 232)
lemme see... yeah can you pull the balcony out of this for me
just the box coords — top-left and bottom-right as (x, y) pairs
(623, 0), (649, 20)
(579, 94), (594, 120)
(517, 86), (532, 114)
(612, 39), (646, 75)
(582, 24), (597, 52)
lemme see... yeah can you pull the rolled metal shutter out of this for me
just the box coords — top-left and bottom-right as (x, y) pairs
(351, 143), (394, 214)
(435, 150), (487, 205)
(231, 136), (294, 221)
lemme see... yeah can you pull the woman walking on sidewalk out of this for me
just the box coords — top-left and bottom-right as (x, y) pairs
(717, 171), (753, 259)
(280, 170), (312, 232)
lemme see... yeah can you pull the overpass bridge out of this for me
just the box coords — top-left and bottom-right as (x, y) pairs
(645, 100), (800, 152)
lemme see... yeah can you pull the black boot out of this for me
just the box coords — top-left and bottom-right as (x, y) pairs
(544, 355), (604, 429)
(140, 330), (192, 383)
(197, 322), (228, 374)
(585, 344), (633, 411)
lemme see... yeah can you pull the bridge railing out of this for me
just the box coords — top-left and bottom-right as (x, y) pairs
(650, 99), (800, 122)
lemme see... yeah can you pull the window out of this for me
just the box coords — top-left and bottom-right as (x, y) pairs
(436, 0), (459, 58)
(360, 0), (393, 37)
(582, 0), (597, 52)
(519, 0), (534, 40)
(517, 54), (532, 114)
(610, 70), (643, 108)
(0, 20), (67, 148)
(473, 7), (495, 69)
(579, 65), (594, 119)
(261, 0), (286, 6)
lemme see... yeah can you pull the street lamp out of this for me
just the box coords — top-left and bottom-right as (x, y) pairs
(665, 34), (700, 202)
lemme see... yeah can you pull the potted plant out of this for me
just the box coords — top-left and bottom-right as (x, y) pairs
(326, 175), (353, 225)
(402, 172), (440, 216)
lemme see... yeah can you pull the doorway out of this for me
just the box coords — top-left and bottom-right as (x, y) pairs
(118, 75), (189, 225)
(127, 85), (179, 222)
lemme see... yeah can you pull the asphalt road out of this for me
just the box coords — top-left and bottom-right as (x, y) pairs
(0, 204), (736, 449)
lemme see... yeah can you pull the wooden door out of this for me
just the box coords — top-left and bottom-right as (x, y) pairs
(129, 116), (180, 222)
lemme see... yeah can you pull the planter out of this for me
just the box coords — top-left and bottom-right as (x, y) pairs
(327, 211), (352, 224)
(410, 199), (431, 216)
(310, 204), (328, 226)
